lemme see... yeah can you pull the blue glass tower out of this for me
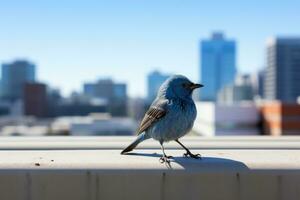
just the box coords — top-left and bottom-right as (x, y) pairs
(1, 60), (36, 101)
(200, 32), (236, 101)
(147, 71), (170, 102)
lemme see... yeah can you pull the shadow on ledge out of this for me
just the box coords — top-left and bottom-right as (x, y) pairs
(125, 152), (249, 171)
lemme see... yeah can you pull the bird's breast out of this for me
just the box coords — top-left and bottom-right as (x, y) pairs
(147, 101), (197, 142)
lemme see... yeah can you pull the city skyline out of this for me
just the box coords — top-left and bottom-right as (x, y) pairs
(1, 1), (300, 97)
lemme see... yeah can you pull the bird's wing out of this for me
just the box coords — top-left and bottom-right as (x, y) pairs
(137, 103), (167, 135)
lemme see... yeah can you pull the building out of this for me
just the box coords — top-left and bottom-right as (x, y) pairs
(260, 101), (300, 135)
(193, 102), (260, 136)
(70, 116), (137, 136)
(46, 89), (108, 117)
(253, 69), (265, 99)
(83, 83), (95, 97)
(1, 60), (35, 101)
(112, 83), (127, 116)
(217, 74), (254, 104)
(84, 79), (114, 100)
(264, 37), (300, 102)
(114, 83), (127, 100)
(51, 103), (107, 117)
(83, 79), (128, 116)
(1, 125), (49, 136)
(147, 71), (170, 102)
(128, 97), (148, 120)
(51, 114), (137, 136)
(0, 101), (10, 116)
(0, 116), (52, 136)
(200, 32), (236, 101)
(23, 83), (48, 118)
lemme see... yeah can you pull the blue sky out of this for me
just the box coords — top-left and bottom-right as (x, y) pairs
(1, 0), (300, 97)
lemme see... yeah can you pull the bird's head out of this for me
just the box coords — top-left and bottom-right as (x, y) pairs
(158, 75), (204, 100)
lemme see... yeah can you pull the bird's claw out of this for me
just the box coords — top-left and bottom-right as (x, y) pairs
(159, 156), (173, 163)
(183, 152), (201, 159)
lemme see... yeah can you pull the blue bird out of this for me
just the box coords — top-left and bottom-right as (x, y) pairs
(121, 75), (204, 163)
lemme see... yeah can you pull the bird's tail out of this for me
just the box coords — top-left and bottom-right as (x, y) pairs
(121, 132), (149, 154)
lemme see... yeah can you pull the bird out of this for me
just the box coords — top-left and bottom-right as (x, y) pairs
(121, 75), (204, 163)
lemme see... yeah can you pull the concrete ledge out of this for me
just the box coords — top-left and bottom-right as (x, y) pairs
(1, 136), (300, 200)
(1, 136), (300, 150)
(0, 149), (300, 172)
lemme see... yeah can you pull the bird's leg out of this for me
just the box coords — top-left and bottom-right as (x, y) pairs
(175, 139), (201, 159)
(159, 141), (173, 163)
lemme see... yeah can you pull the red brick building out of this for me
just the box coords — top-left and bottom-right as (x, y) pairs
(23, 83), (48, 118)
(260, 101), (300, 135)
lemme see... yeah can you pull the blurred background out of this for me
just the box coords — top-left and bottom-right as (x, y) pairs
(0, 0), (299, 137)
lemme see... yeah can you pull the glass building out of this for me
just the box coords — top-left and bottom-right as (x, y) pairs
(1, 60), (36, 101)
(264, 37), (300, 103)
(200, 32), (236, 101)
(83, 79), (128, 116)
(147, 71), (170, 102)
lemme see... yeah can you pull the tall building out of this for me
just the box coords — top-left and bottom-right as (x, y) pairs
(23, 83), (48, 118)
(111, 83), (128, 116)
(113, 83), (127, 100)
(264, 37), (300, 102)
(217, 74), (254, 104)
(251, 69), (265, 99)
(1, 60), (35, 101)
(83, 79), (128, 116)
(200, 32), (236, 101)
(147, 71), (170, 102)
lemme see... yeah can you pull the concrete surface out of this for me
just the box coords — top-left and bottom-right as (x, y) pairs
(1, 136), (300, 150)
(0, 136), (300, 200)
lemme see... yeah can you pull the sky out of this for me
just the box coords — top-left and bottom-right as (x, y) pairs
(0, 0), (300, 97)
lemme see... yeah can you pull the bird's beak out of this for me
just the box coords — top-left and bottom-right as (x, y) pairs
(189, 83), (204, 90)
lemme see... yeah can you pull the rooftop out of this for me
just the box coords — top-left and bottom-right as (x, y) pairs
(1, 136), (300, 200)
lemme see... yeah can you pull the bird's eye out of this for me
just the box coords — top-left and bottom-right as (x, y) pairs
(182, 83), (188, 88)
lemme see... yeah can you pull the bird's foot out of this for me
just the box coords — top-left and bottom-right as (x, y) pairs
(159, 155), (173, 163)
(183, 151), (201, 159)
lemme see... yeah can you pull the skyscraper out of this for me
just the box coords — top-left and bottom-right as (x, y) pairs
(147, 70), (170, 102)
(83, 79), (128, 116)
(264, 37), (300, 102)
(200, 32), (236, 101)
(1, 60), (36, 101)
